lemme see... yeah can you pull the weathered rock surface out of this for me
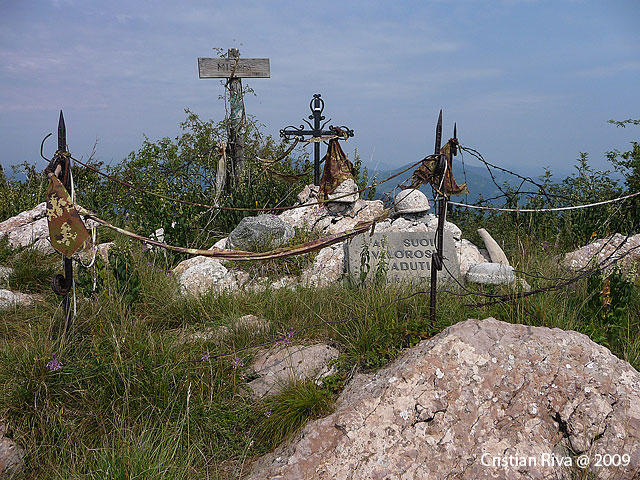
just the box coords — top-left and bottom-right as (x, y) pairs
(297, 184), (320, 205)
(0, 289), (39, 311)
(393, 188), (430, 214)
(0, 202), (53, 253)
(226, 214), (294, 252)
(466, 262), (516, 285)
(301, 244), (345, 288)
(327, 179), (359, 203)
(564, 233), (640, 276)
(456, 239), (491, 277)
(175, 256), (249, 296)
(0, 436), (25, 480)
(248, 343), (339, 399)
(248, 318), (640, 480)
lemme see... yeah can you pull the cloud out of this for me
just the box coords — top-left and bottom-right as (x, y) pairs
(576, 61), (640, 77)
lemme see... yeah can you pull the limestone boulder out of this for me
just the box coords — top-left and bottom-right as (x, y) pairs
(248, 317), (640, 480)
(0, 202), (53, 254)
(466, 262), (516, 285)
(456, 239), (490, 277)
(297, 184), (320, 205)
(422, 213), (463, 241)
(226, 214), (294, 252)
(301, 244), (345, 288)
(327, 179), (359, 203)
(175, 257), (248, 296)
(564, 233), (640, 276)
(278, 205), (325, 232)
(248, 343), (339, 399)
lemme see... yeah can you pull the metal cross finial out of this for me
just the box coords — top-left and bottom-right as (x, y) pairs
(280, 94), (354, 185)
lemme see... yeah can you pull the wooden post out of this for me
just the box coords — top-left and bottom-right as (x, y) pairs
(197, 50), (269, 189)
(227, 48), (245, 187)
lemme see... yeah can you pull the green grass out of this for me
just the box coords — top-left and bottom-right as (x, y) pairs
(1, 233), (639, 479)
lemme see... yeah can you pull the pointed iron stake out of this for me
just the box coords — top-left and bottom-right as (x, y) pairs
(51, 110), (74, 334)
(430, 109), (448, 324)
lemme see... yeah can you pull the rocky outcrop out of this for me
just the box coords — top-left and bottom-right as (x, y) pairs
(0, 202), (53, 254)
(172, 185), (506, 296)
(564, 233), (640, 276)
(248, 318), (640, 480)
(248, 343), (339, 399)
(226, 214), (294, 252)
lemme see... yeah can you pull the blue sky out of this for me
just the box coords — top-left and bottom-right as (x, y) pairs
(1, 0), (638, 180)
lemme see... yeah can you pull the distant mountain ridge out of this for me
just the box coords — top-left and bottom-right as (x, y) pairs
(370, 161), (520, 204)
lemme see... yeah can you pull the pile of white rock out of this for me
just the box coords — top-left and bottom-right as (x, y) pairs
(173, 182), (526, 296)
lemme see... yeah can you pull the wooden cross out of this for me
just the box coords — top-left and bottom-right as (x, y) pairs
(197, 49), (270, 186)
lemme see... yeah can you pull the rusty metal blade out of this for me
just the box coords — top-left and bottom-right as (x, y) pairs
(58, 110), (66, 152)
(434, 109), (442, 155)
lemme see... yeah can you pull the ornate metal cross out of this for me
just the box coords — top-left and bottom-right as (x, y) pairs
(280, 94), (354, 185)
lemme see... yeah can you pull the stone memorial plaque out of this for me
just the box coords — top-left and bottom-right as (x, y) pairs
(344, 232), (461, 284)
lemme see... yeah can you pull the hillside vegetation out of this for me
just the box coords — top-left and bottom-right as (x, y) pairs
(0, 115), (639, 479)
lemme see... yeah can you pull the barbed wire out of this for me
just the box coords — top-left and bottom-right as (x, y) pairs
(69, 153), (433, 212)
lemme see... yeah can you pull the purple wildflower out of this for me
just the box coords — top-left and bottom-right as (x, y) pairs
(142, 243), (150, 253)
(232, 356), (244, 370)
(264, 409), (272, 418)
(201, 353), (210, 362)
(542, 240), (549, 249)
(46, 353), (63, 371)
(166, 271), (173, 277)
(147, 261), (153, 267)
(276, 327), (295, 346)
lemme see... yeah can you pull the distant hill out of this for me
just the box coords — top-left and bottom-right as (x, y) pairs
(370, 160), (519, 205)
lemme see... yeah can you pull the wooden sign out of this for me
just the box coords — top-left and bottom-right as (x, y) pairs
(198, 57), (270, 78)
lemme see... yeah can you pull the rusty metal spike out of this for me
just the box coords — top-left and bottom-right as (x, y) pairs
(434, 109), (442, 155)
(58, 110), (66, 152)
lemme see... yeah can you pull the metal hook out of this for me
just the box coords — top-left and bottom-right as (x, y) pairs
(40, 133), (53, 162)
